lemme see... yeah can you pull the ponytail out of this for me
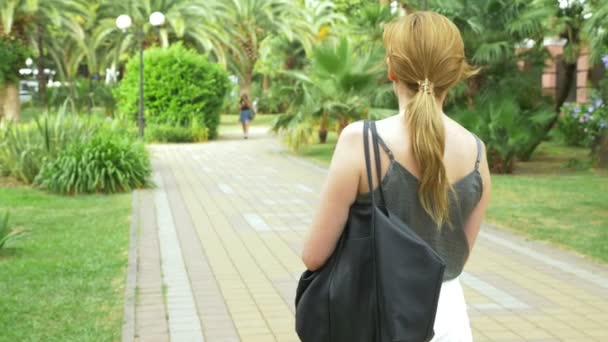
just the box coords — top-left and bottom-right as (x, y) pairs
(383, 11), (477, 228)
(406, 78), (452, 228)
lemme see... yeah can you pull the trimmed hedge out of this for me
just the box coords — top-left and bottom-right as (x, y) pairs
(145, 124), (208, 143)
(115, 44), (229, 139)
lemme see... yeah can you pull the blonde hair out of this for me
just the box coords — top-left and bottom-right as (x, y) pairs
(383, 11), (476, 227)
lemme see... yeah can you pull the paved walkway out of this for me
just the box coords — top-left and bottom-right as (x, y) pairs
(124, 128), (608, 342)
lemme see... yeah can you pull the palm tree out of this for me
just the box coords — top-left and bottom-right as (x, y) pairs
(93, 0), (225, 66)
(584, 0), (608, 62)
(207, 0), (317, 98)
(1, 0), (87, 119)
(273, 38), (382, 147)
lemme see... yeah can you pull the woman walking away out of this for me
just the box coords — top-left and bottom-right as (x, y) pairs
(301, 11), (491, 341)
(239, 94), (252, 139)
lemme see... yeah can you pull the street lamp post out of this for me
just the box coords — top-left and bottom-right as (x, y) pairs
(116, 12), (165, 138)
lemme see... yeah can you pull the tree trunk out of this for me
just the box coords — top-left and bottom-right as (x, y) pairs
(3, 82), (21, 121)
(37, 23), (47, 110)
(338, 115), (349, 136)
(519, 61), (577, 161)
(240, 73), (252, 99)
(0, 86), (5, 120)
(263, 74), (270, 93)
(318, 115), (328, 143)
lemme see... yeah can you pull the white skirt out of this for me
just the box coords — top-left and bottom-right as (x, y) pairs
(431, 276), (473, 342)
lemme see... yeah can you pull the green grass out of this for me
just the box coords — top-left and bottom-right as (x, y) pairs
(0, 186), (131, 342)
(298, 134), (608, 262)
(487, 174), (608, 262)
(298, 132), (338, 165)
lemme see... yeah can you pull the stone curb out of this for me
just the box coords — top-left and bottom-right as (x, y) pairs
(121, 191), (139, 342)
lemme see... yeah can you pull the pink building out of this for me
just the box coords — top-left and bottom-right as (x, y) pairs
(542, 39), (605, 104)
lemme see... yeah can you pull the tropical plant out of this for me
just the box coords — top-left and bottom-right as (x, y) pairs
(273, 38), (382, 148)
(582, 0), (608, 62)
(35, 133), (151, 194)
(94, 0), (225, 63)
(0, 0), (88, 114)
(0, 211), (26, 250)
(452, 69), (555, 174)
(429, 0), (583, 162)
(208, 0), (326, 98)
(0, 113), (101, 183)
(454, 95), (554, 173)
(114, 44), (229, 139)
(0, 112), (137, 184)
(0, 36), (30, 121)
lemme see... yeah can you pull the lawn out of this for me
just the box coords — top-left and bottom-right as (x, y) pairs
(297, 134), (608, 263)
(0, 185), (131, 342)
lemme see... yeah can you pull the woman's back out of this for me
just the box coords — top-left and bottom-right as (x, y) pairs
(356, 114), (484, 280)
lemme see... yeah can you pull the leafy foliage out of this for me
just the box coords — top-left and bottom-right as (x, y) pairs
(145, 124), (208, 143)
(114, 44), (229, 139)
(0, 37), (30, 84)
(454, 93), (553, 173)
(584, 0), (608, 62)
(0, 114), (101, 183)
(36, 79), (117, 115)
(0, 112), (145, 194)
(35, 133), (151, 194)
(559, 92), (608, 149)
(273, 38), (383, 150)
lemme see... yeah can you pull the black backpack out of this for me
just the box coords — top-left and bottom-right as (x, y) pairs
(295, 120), (446, 342)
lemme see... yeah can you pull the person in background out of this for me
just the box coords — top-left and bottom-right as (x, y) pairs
(239, 94), (252, 139)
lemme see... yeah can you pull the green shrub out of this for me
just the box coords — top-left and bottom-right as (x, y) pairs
(35, 134), (151, 195)
(145, 124), (208, 143)
(559, 93), (608, 149)
(0, 113), (140, 185)
(0, 212), (26, 250)
(115, 44), (229, 139)
(0, 37), (30, 84)
(0, 114), (100, 183)
(453, 95), (554, 173)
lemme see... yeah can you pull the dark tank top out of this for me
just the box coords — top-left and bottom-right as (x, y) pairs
(356, 134), (483, 280)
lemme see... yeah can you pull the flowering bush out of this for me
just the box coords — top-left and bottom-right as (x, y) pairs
(559, 96), (608, 148)
(558, 56), (608, 149)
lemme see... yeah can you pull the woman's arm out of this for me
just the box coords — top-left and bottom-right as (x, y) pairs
(302, 123), (363, 271)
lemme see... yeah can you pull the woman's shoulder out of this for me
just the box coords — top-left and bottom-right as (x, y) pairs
(444, 115), (485, 151)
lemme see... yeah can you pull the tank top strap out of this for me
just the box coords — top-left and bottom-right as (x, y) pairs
(375, 134), (394, 160)
(472, 133), (483, 170)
